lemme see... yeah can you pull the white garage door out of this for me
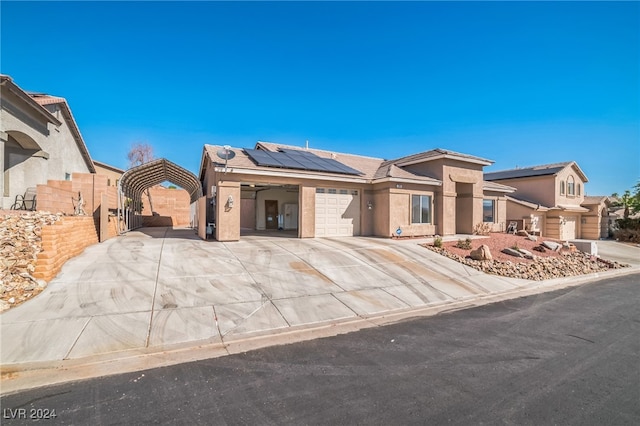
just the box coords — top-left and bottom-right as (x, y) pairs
(315, 188), (360, 237)
(561, 216), (577, 240)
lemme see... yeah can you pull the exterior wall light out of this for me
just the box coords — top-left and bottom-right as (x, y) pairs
(367, 201), (373, 210)
(227, 195), (234, 208)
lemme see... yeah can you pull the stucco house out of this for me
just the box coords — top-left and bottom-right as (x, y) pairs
(199, 141), (514, 241)
(484, 162), (610, 240)
(93, 160), (124, 188)
(0, 75), (95, 209)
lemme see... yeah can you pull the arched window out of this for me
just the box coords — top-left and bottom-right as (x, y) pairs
(567, 176), (575, 196)
(560, 181), (565, 195)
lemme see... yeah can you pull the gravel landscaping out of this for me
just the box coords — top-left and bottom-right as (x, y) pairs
(0, 211), (61, 312)
(421, 233), (629, 281)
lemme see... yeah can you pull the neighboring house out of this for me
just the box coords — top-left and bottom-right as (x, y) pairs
(484, 162), (610, 240)
(0, 75), (95, 209)
(93, 160), (124, 187)
(199, 141), (514, 241)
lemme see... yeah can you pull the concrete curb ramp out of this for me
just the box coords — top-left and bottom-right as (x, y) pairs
(2, 228), (638, 394)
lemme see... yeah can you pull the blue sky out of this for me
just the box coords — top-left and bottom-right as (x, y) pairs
(2, 1), (638, 195)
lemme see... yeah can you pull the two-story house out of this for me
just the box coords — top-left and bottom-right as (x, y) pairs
(484, 162), (609, 240)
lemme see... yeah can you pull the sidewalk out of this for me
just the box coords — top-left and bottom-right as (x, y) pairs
(1, 229), (638, 394)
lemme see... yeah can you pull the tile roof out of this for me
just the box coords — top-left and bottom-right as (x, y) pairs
(483, 181), (516, 193)
(581, 195), (609, 205)
(484, 162), (572, 181)
(392, 148), (493, 167)
(202, 142), (498, 188)
(27, 93), (95, 173)
(0, 75), (62, 126)
(505, 195), (552, 211)
(484, 161), (589, 183)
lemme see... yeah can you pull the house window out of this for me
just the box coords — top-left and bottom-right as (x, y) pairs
(567, 176), (575, 196)
(316, 188), (325, 193)
(577, 183), (581, 196)
(560, 181), (565, 195)
(483, 199), (495, 223)
(65, 173), (71, 181)
(411, 195), (432, 224)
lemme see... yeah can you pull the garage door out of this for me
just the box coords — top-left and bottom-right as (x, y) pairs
(561, 216), (577, 240)
(315, 188), (360, 237)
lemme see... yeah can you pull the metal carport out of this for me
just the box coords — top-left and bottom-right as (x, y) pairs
(117, 158), (202, 233)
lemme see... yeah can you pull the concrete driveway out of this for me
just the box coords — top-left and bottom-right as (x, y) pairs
(1, 228), (638, 393)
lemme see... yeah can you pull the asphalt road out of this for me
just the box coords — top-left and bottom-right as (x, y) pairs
(2, 273), (639, 425)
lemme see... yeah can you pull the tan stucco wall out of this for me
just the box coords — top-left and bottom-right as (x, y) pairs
(215, 181), (241, 241)
(483, 191), (508, 232)
(93, 164), (122, 187)
(555, 166), (586, 207)
(299, 186), (316, 238)
(372, 182), (438, 237)
(491, 175), (556, 208)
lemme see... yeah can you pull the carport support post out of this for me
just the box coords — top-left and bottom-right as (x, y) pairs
(215, 181), (241, 241)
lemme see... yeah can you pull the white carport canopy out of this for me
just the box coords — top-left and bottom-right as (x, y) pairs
(117, 158), (202, 232)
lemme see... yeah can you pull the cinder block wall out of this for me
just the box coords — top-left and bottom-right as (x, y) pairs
(34, 216), (99, 282)
(140, 186), (191, 227)
(36, 182), (76, 215)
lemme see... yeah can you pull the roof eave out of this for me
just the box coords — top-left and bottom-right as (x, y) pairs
(213, 166), (370, 184)
(396, 153), (493, 167)
(371, 177), (442, 186)
(1, 76), (62, 126)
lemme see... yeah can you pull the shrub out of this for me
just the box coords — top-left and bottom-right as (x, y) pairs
(473, 222), (491, 236)
(455, 237), (472, 250)
(511, 243), (520, 251)
(433, 235), (443, 248)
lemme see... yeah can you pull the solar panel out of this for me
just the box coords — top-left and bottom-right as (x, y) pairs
(244, 148), (364, 176)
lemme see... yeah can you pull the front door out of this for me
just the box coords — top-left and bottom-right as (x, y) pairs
(265, 200), (278, 230)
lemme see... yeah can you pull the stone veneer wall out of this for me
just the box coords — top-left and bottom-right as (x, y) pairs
(33, 216), (99, 281)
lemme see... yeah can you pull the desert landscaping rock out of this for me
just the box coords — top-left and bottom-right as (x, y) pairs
(501, 247), (523, 258)
(469, 244), (492, 261)
(422, 233), (629, 281)
(542, 241), (561, 251)
(517, 248), (534, 258)
(0, 211), (61, 312)
(526, 235), (538, 242)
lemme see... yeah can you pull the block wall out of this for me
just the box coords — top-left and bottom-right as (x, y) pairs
(33, 216), (99, 281)
(140, 186), (191, 227)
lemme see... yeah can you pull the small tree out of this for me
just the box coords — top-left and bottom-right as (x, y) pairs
(127, 142), (155, 213)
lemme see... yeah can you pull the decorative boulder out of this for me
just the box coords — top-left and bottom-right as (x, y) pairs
(526, 235), (538, 242)
(533, 245), (546, 253)
(542, 241), (561, 251)
(516, 230), (529, 237)
(517, 248), (534, 259)
(501, 248), (524, 258)
(470, 244), (492, 261)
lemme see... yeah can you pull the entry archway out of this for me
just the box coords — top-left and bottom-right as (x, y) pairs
(117, 158), (202, 233)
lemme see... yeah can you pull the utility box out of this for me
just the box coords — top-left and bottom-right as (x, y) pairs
(570, 240), (598, 256)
